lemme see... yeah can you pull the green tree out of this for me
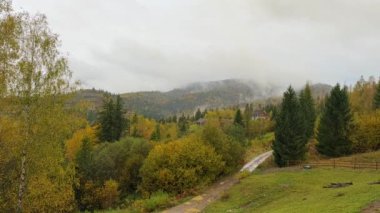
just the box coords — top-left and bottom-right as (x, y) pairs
(202, 125), (244, 173)
(150, 123), (161, 141)
(299, 83), (316, 139)
(177, 114), (188, 137)
(273, 86), (307, 167)
(98, 95), (125, 142)
(75, 138), (102, 212)
(243, 103), (253, 138)
(374, 80), (380, 109)
(195, 108), (202, 120)
(317, 84), (353, 157)
(227, 124), (247, 146)
(233, 109), (244, 127)
(76, 138), (93, 180)
(99, 95), (114, 142)
(113, 95), (125, 140)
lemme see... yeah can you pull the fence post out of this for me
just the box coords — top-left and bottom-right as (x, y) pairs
(333, 160), (335, 169)
(376, 161), (378, 170)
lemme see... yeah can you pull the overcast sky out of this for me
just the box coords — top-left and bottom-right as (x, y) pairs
(12, 0), (380, 93)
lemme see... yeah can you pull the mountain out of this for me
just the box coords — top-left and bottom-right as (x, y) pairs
(75, 79), (332, 119)
(119, 79), (282, 119)
(308, 83), (333, 99)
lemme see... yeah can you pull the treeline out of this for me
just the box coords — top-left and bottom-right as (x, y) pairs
(67, 100), (275, 212)
(273, 77), (380, 166)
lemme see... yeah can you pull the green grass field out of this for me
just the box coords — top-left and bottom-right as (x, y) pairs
(204, 168), (380, 213)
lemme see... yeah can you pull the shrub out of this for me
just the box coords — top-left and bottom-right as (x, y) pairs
(201, 125), (244, 174)
(142, 191), (171, 212)
(140, 136), (224, 194)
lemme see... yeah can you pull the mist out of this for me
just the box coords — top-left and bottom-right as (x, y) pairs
(13, 0), (380, 93)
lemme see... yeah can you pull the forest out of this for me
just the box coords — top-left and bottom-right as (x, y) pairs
(1, 1), (380, 212)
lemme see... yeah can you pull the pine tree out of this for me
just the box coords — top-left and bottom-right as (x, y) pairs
(113, 95), (125, 141)
(98, 95), (125, 142)
(75, 138), (94, 211)
(195, 108), (202, 120)
(243, 104), (253, 138)
(76, 138), (93, 179)
(99, 95), (114, 142)
(273, 86), (307, 167)
(299, 84), (316, 139)
(150, 123), (161, 141)
(374, 80), (380, 109)
(317, 84), (353, 157)
(177, 114), (188, 137)
(234, 109), (244, 127)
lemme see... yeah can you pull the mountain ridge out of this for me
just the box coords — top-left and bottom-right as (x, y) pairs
(75, 79), (333, 119)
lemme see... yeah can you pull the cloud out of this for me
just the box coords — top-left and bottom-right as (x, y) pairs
(12, 0), (380, 93)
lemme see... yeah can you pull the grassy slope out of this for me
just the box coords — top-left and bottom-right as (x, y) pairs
(204, 168), (380, 213)
(334, 151), (380, 163)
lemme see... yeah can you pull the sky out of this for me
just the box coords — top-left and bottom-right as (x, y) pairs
(12, 0), (380, 93)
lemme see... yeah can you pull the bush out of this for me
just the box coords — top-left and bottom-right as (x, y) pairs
(140, 136), (224, 194)
(90, 137), (152, 194)
(142, 191), (171, 212)
(201, 125), (244, 174)
(236, 171), (251, 180)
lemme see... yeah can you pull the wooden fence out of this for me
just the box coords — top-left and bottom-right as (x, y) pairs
(286, 160), (380, 170)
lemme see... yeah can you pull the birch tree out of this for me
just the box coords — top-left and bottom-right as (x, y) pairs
(1, 1), (78, 211)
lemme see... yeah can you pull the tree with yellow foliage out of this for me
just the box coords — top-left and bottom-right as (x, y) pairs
(66, 125), (99, 161)
(350, 76), (377, 113)
(0, 1), (79, 211)
(140, 135), (224, 194)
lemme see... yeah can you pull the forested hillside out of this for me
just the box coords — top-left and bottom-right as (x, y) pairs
(75, 80), (332, 119)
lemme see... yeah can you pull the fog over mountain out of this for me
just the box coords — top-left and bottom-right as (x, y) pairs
(76, 79), (332, 119)
(13, 0), (380, 93)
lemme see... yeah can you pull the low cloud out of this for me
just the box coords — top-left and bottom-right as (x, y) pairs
(13, 0), (380, 93)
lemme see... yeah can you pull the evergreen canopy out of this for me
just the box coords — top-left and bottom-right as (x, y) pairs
(374, 81), (380, 109)
(317, 84), (353, 157)
(273, 86), (307, 167)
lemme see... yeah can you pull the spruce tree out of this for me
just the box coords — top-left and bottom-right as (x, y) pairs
(150, 123), (161, 141)
(76, 138), (93, 179)
(243, 104), (253, 138)
(374, 80), (380, 109)
(195, 108), (202, 120)
(75, 138), (94, 211)
(234, 109), (244, 127)
(99, 95), (114, 142)
(113, 95), (125, 141)
(98, 95), (125, 142)
(273, 86), (307, 167)
(317, 84), (353, 157)
(177, 114), (188, 137)
(299, 84), (316, 139)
